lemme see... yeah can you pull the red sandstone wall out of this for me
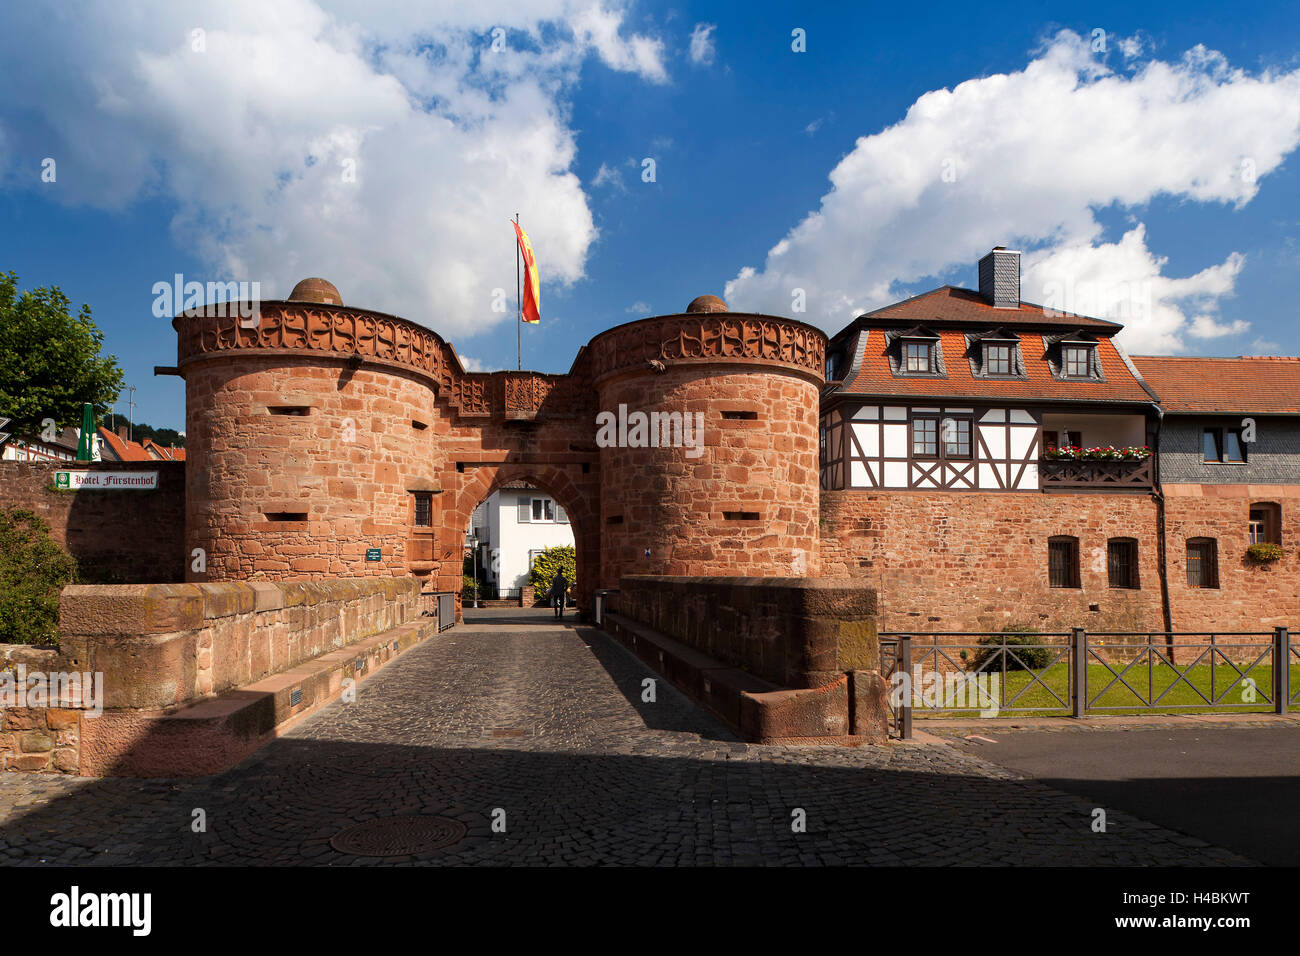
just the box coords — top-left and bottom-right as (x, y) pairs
(184, 358), (439, 581)
(1163, 485), (1300, 631)
(58, 577), (421, 710)
(177, 307), (826, 616)
(0, 461), (185, 584)
(597, 367), (821, 587)
(819, 490), (1166, 633)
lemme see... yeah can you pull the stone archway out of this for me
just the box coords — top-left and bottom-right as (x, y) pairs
(442, 462), (600, 619)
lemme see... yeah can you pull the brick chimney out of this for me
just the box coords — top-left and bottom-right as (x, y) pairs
(978, 246), (1020, 309)
(118, 426), (129, 441)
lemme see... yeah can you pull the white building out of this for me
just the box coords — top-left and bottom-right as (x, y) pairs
(468, 482), (575, 598)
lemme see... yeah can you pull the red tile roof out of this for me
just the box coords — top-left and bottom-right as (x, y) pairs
(97, 428), (184, 461)
(1129, 356), (1300, 414)
(836, 329), (1154, 404)
(834, 286), (1121, 342)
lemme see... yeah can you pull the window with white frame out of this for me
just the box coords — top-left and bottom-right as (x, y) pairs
(518, 495), (568, 523)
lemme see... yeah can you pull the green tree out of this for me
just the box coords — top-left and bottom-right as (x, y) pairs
(127, 421), (185, 447)
(0, 272), (124, 435)
(529, 544), (577, 598)
(0, 509), (78, 646)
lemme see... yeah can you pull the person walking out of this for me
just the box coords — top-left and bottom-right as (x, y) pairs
(548, 571), (568, 620)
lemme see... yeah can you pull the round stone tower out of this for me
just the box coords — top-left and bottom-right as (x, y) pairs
(173, 280), (447, 581)
(587, 296), (826, 587)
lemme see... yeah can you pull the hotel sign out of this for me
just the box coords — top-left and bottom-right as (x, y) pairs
(54, 471), (159, 490)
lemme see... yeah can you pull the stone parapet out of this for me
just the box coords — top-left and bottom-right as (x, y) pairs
(57, 576), (420, 710)
(616, 575), (879, 689)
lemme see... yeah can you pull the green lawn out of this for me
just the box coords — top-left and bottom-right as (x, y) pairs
(909, 660), (1300, 717)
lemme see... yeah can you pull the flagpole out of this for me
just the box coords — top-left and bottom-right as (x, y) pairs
(515, 212), (522, 371)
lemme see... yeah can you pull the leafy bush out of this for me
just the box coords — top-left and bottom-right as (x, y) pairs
(461, 573), (479, 602)
(970, 626), (1052, 672)
(530, 545), (576, 600)
(0, 508), (78, 646)
(1246, 542), (1284, 562)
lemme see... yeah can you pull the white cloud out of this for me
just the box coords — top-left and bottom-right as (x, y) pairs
(0, 0), (667, 337)
(569, 3), (667, 83)
(592, 162), (624, 190)
(1025, 225), (1248, 351)
(625, 300), (651, 313)
(689, 23), (716, 66)
(458, 355), (488, 372)
(724, 30), (1300, 352)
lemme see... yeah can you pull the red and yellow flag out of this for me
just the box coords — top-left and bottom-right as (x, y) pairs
(513, 220), (540, 324)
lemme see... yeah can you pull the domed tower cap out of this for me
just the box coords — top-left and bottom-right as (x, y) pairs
(686, 294), (728, 313)
(288, 277), (342, 305)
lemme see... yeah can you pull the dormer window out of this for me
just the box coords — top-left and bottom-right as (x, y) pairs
(904, 342), (932, 373)
(967, 329), (1025, 379)
(1043, 332), (1105, 382)
(887, 326), (945, 378)
(1063, 345), (1091, 377)
(985, 344), (1013, 375)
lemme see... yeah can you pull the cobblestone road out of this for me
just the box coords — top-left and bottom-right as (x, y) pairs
(0, 619), (1255, 866)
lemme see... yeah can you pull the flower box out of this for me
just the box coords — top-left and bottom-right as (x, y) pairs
(1042, 445), (1151, 461)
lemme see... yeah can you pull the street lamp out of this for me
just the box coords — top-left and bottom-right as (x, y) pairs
(469, 532), (480, 609)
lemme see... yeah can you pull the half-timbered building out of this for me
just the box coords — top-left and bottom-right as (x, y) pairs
(820, 247), (1159, 495)
(817, 247), (1300, 634)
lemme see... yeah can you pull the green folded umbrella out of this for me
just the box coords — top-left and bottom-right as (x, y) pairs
(76, 403), (94, 461)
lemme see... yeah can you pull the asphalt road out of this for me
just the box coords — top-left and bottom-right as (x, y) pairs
(953, 724), (1300, 866)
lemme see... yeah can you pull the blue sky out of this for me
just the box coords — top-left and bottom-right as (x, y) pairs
(2, 0), (1299, 432)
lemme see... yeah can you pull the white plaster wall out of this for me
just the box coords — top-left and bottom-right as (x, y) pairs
(494, 491), (576, 590)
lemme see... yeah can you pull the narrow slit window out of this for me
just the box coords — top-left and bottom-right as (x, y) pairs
(1186, 538), (1219, 589)
(265, 511), (307, 522)
(413, 492), (433, 527)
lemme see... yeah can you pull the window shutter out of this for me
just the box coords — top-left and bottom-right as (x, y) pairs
(517, 496), (531, 522)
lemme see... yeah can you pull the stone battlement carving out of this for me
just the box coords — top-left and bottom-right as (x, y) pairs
(588, 313), (826, 384)
(174, 301), (450, 381)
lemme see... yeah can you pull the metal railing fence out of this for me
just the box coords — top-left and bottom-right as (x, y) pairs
(880, 627), (1292, 739)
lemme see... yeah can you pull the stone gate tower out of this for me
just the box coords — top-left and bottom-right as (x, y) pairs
(588, 295), (825, 586)
(170, 280), (825, 613)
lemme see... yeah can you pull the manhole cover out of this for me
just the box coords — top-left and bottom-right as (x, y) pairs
(330, 816), (467, 856)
